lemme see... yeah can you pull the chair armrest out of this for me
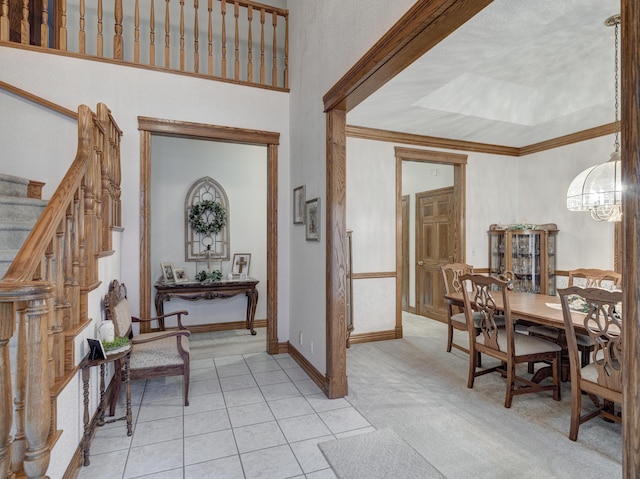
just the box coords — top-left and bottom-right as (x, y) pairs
(132, 311), (190, 330)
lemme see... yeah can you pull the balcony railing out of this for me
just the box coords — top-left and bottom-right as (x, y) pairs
(0, 0), (289, 90)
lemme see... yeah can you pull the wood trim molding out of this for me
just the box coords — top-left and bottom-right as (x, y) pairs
(138, 118), (279, 350)
(322, 0), (493, 113)
(352, 272), (396, 280)
(348, 123), (618, 158)
(349, 330), (397, 345)
(186, 320), (267, 334)
(0, 79), (77, 119)
(348, 125), (519, 156)
(395, 146), (468, 165)
(287, 343), (329, 395)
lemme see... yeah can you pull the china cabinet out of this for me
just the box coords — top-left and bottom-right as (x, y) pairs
(488, 223), (558, 295)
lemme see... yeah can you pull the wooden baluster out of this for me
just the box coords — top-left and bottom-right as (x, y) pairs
(0, 0), (8, 42)
(0, 303), (16, 478)
(79, 0), (85, 53)
(271, 11), (277, 87)
(97, 0), (103, 57)
(247, 5), (252, 83)
(70, 194), (80, 331)
(259, 8), (265, 85)
(179, 0), (184, 71)
(53, 225), (65, 380)
(114, 0), (123, 60)
(22, 296), (53, 479)
(40, 0), (48, 47)
(284, 13), (288, 89)
(149, 0), (155, 66)
(10, 306), (27, 476)
(234, 1), (239, 80)
(98, 104), (111, 252)
(207, 0), (213, 75)
(59, 0), (67, 50)
(193, 0), (199, 73)
(134, 0), (140, 63)
(221, 0), (227, 77)
(21, 0), (29, 44)
(164, 0), (170, 68)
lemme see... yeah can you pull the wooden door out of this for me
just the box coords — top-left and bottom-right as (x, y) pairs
(415, 187), (454, 321)
(401, 195), (411, 312)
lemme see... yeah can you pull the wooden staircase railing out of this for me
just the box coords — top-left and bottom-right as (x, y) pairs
(0, 100), (122, 479)
(0, 0), (289, 90)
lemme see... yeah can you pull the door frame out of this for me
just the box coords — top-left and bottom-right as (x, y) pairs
(138, 116), (281, 354)
(395, 147), (466, 335)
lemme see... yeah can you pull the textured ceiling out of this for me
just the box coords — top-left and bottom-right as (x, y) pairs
(347, 0), (621, 148)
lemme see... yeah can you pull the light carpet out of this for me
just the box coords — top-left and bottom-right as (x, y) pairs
(319, 428), (445, 479)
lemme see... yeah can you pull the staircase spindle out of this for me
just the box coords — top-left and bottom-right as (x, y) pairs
(207, 0), (213, 75)
(194, 0), (199, 73)
(0, 1), (8, 42)
(179, 0), (185, 71)
(10, 307), (27, 476)
(97, 0), (103, 57)
(114, 0), (123, 60)
(259, 8), (265, 85)
(271, 11), (277, 87)
(247, 5), (252, 82)
(53, 224), (65, 380)
(149, 0), (155, 66)
(234, 1), (239, 80)
(221, 0), (227, 78)
(164, 0), (170, 68)
(40, 0), (48, 47)
(0, 303), (15, 478)
(79, 0), (85, 53)
(134, 0), (140, 63)
(20, 0), (29, 44)
(59, 0), (67, 50)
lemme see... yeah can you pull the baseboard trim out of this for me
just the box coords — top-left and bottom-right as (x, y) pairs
(187, 319), (267, 334)
(287, 342), (329, 395)
(349, 330), (397, 344)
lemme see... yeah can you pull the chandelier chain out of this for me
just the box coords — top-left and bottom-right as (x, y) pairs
(614, 17), (620, 152)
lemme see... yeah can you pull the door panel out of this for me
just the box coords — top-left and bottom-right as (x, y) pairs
(416, 187), (454, 321)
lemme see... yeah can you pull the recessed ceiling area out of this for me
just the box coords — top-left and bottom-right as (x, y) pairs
(347, 0), (621, 148)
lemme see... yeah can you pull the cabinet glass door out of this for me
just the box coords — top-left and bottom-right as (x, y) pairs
(489, 232), (505, 274)
(511, 232), (541, 293)
(547, 234), (557, 295)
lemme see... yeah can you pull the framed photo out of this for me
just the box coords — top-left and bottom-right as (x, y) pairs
(305, 198), (320, 241)
(174, 268), (189, 283)
(161, 262), (176, 282)
(232, 253), (251, 275)
(293, 185), (306, 224)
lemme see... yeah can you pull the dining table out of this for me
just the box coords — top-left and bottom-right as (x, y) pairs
(444, 290), (589, 382)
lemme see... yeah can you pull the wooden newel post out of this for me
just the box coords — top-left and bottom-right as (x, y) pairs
(0, 302), (16, 478)
(23, 297), (52, 479)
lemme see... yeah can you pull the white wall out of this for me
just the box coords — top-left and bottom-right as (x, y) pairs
(150, 136), (268, 325)
(287, 0), (417, 374)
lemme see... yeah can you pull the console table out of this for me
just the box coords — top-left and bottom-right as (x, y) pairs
(154, 278), (259, 335)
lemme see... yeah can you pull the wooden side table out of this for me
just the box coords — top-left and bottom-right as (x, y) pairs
(80, 346), (132, 466)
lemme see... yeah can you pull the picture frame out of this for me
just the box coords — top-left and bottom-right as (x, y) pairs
(293, 185), (306, 224)
(174, 268), (189, 283)
(305, 198), (321, 241)
(161, 262), (176, 282)
(232, 253), (251, 275)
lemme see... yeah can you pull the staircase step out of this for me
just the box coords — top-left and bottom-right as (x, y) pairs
(0, 221), (39, 251)
(0, 249), (19, 279)
(0, 174), (31, 197)
(0, 195), (47, 222)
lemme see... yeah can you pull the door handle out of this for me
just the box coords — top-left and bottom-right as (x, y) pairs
(418, 261), (424, 266)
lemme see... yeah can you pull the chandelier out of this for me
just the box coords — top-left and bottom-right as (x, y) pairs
(566, 14), (622, 222)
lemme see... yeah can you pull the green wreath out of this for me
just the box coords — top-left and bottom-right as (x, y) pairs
(189, 200), (227, 236)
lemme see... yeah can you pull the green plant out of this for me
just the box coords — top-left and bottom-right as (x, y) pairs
(189, 200), (227, 236)
(102, 336), (131, 351)
(195, 269), (222, 282)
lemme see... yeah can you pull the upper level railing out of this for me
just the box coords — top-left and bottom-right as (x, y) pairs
(0, 91), (122, 478)
(0, 0), (289, 90)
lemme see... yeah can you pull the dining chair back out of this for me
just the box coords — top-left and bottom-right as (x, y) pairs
(461, 274), (561, 408)
(441, 263), (475, 355)
(558, 286), (623, 441)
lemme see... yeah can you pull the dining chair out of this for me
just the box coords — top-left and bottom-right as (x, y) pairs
(558, 286), (622, 441)
(460, 274), (561, 408)
(440, 262), (476, 356)
(528, 268), (621, 370)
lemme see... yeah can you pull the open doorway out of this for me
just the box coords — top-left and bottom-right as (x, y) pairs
(138, 116), (281, 354)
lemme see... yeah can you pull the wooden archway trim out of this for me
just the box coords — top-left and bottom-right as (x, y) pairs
(138, 116), (280, 354)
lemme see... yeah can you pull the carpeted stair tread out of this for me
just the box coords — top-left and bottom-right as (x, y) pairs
(0, 173), (31, 197)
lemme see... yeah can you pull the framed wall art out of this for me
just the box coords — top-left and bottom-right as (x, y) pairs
(293, 185), (306, 224)
(174, 268), (189, 283)
(232, 253), (251, 275)
(161, 262), (176, 282)
(305, 198), (320, 241)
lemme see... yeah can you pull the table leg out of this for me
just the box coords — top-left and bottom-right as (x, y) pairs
(246, 288), (258, 335)
(124, 354), (132, 436)
(81, 366), (91, 466)
(98, 364), (106, 425)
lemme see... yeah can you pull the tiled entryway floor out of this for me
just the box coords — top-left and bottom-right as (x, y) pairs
(78, 351), (374, 479)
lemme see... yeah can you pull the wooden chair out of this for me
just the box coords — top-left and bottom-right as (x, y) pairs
(528, 268), (621, 369)
(461, 274), (561, 408)
(441, 262), (476, 356)
(558, 286), (622, 441)
(104, 280), (191, 413)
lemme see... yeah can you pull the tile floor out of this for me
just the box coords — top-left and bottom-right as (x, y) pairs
(78, 351), (374, 479)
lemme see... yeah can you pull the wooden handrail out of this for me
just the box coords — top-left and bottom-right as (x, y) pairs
(0, 0), (289, 90)
(0, 98), (122, 478)
(0, 80), (77, 119)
